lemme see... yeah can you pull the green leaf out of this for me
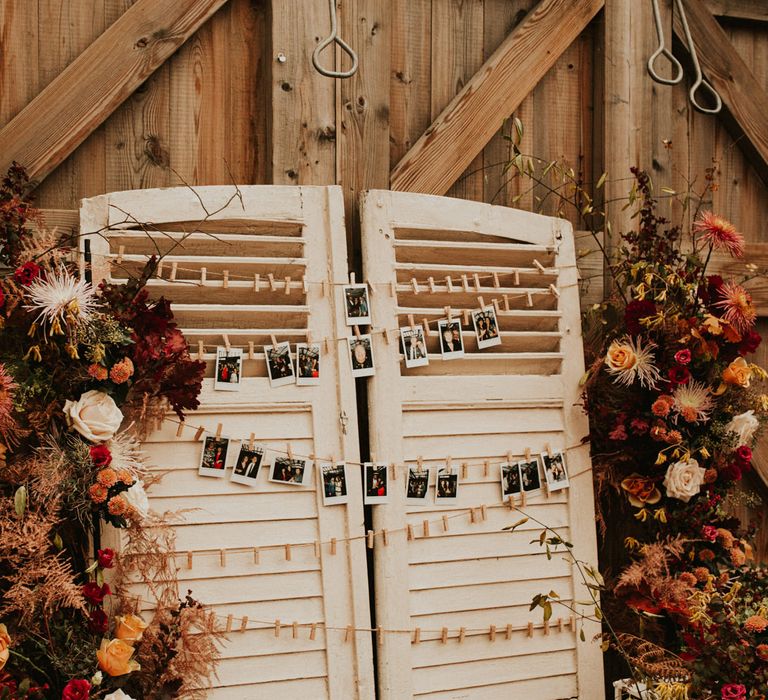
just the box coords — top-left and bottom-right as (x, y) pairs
(503, 517), (528, 531)
(580, 627), (586, 642)
(543, 602), (552, 622)
(596, 172), (607, 190)
(594, 605), (603, 621)
(548, 590), (560, 599)
(14, 486), (26, 518)
(53, 532), (63, 550)
(546, 544), (552, 560)
(513, 117), (524, 144)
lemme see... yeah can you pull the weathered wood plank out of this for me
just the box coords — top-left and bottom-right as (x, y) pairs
(704, 0), (768, 22)
(390, 0), (604, 195)
(673, 0), (768, 184)
(0, 0), (230, 184)
(0, 1), (40, 127)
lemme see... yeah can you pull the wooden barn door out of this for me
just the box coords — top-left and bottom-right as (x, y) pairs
(80, 186), (375, 700)
(361, 190), (603, 700)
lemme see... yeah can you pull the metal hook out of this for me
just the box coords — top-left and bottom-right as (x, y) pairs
(647, 0), (683, 86)
(312, 0), (359, 79)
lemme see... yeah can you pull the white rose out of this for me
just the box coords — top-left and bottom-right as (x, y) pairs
(663, 458), (706, 503)
(63, 390), (123, 442)
(725, 410), (759, 446)
(123, 480), (150, 519)
(90, 671), (103, 686)
(104, 690), (136, 700)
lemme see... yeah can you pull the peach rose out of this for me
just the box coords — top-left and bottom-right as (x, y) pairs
(114, 614), (148, 643)
(722, 357), (752, 388)
(0, 624), (10, 671)
(63, 390), (123, 442)
(96, 638), (140, 676)
(605, 341), (637, 373)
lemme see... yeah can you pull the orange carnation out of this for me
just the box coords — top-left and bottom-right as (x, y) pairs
(89, 483), (108, 504)
(87, 363), (108, 381)
(109, 357), (134, 385)
(744, 615), (768, 633)
(108, 495), (129, 516)
(96, 638), (140, 676)
(117, 470), (134, 485)
(97, 468), (117, 488)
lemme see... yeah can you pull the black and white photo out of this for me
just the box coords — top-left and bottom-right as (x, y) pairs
(230, 445), (269, 486)
(435, 466), (459, 501)
(500, 462), (521, 499)
(269, 456), (311, 486)
(406, 466), (430, 504)
(472, 305), (502, 349)
(518, 457), (543, 494)
(296, 342), (321, 386)
(199, 434), (233, 478)
(543, 451), (570, 492)
(400, 326), (429, 368)
(349, 335), (375, 378)
(342, 283), (372, 326)
(264, 341), (296, 387)
(321, 462), (349, 505)
(214, 347), (243, 391)
(437, 319), (464, 359)
(364, 462), (389, 504)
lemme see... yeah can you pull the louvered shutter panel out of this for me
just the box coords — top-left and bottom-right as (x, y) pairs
(80, 186), (375, 700)
(360, 190), (603, 700)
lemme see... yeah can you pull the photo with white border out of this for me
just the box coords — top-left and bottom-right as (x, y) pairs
(472, 305), (502, 350)
(295, 342), (321, 386)
(405, 466), (430, 504)
(264, 342), (296, 387)
(214, 347), (243, 391)
(500, 462), (521, 499)
(342, 283), (372, 326)
(435, 466), (459, 501)
(400, 326), (429, 368)
(230, 444), (270, 486)
(269, 455), (311, 486)
(364, 462), (389, 504)
(518, 457), (543, 495)
(543, 451), (570, 492)
(199, 435), (234, 478)
(349, 335), (375, 378)
(320, 462), (349, 505)
(437, 319), (464, 359)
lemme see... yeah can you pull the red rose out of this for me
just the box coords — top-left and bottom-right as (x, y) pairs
(97, 548), (115, 569)
(82, 581), (110, 606)
(62, 678), (91, 700)
(722, 463), (743, 482)
(721, 684), (747, 700)
(674, 349), (691, 365)
(668, 366), (691, 385)
(89, 444), (112, 468)
(702, 525), (718, 542)
(624, 300), (656, 335)
(738, 329), (762, 355)
(13, 261), (41, 286)
(735, 445), (752, 466)
(88, 609), (109, 634)
(0, 289), (5, 309)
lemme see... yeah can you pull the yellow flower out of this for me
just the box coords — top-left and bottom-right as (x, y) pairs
(114, 614), (148, 643)
(722, 357), (752, 388)
(0, 624), (10, 671)
(96, 638), (140, 676)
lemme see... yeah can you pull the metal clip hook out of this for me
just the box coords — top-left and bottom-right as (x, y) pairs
(647, 0), (684, 86)
(312, 0), (359, 79)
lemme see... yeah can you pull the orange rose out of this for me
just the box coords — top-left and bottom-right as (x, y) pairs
(620, 474), (662, 508)
(722, 357), (752, 387)
(605, 342), (637, 372)
(96, 638), (140, 676)
(114, 614), (148, 643)
(0, 624), (10, 671)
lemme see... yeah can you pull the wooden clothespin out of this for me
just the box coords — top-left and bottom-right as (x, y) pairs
(445, 306), (453, 322)
(200, 267), (207, 285)
(249, 432), (255, 450)
(215, 423), (223, 438)
(527, 622), (534, 638)
(548, 283), (560, 298)
(194, 425), (205, 441)
(462, 309), (470, 326)
(533, 259), (546, 273)
(344, 625), (353, 643)
(458, 627), (466, 643)
(222, 269), (229, 289)
(197, 341), (205, 360)
(569, 616), (576, 631)
(367, 530), (374, 549)
(492, 272), (500, 288)
(445, 276), (454, 292)
(507, 495), (515, 510)
(383, 327), (391, 344)
(253, 547), (260, 564)
(390, 281), (397, 297)
(286, 442), (293, 460)
(382, 529), (389, 546)
(422, 520), (430, 538)
(513, 270), (520, 286)
(225, 614), (233, 633)
(248, 341), (255, 360)
(240, 616), (249, 632)
(309, 623), (317, 640)
(268, 273), (276, 291)
(469, 508), (476, 524)
(324, 337), (331, 354)
(186, 551), (193, 569)
(170, 261), (178, 281)
(473, 273), (481, 291)
(557, 617), (564, 633)
(480, 504), (487, 521)
(223, 334), (231, 351)
(442, 515), (449, 532)
(367, 280), (375, 296)
(176, 421), (185, 438)
(483, 460), (490, 477)
(422, 318), (430, 337)
(489, 625), (497, 641)
(292, 621), (299, 639)
(461, 274), (470, 292)
(427, 276), (436, 293)
(526, 291), (533, 307)
(274, 620), (281, 638)
(411, 278), (420, 295)
(284, 543), (292, 561)
(525, 447), (532, 462)
(349, 272), (356, 285)
(389, 462), (397, 480)
(330, 538), (337, 555)
(353, 325), (361, 339)
(321, 279), (328, 297)
(254, 273), (260, 291)
(477, 295), (486, 309)
(284, 276), (292, 295)
(503, 294), (510, 311)
(116, 245), (125, 264)
(544, 618), (550, 635)
(412, 628), (421, 644)
(521, 490), (527, 507)
(220, 549), (227, 567)
(545, 443), (553, 457)
(441, 627), (448, 644)
(492, 298), (501, 314)
(408, 314), (416, 331)
(406, 524), (414, 541)
(314, 540), (320, 558)
(156, 260), (164, 278)
(270, 334), (278, 349)
(505, 623), (513, 640)
(302, 276), (309, 294)
(461, 462), (468, 479)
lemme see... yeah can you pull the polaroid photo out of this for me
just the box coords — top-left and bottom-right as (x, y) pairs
(295, 342), (321, 386)
(543, 451), (570, 492)
(230, 444), (270, 486)
(264, 342), (296, 388)
(435, 466), (459, 502)
(518, 457), (543, 495)
(349, 335), (375, 378)
(363, 462), (389, 504)
(214, 347), (243, 391)
(199, 434), (234, 478)
(500, 462), (522, 499)
(400, 326), (429, 368)
(406, 466), (431, 504)
(321, 462), (349, 506)
(343, 283), (372, 326)
(437, 319), (465, 360)
(269, 455), (311, 486)
(472, 305), (502, 350)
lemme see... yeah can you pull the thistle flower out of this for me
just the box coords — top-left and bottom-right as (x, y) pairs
(671, 380), (713, 423)
(693, 211), (744, 257)
(24, 267), (98, 331)
(605, 336), (661, 389)
(715, 281), (757, 334)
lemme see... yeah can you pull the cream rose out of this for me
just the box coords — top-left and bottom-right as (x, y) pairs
(123, 480), (149, 519)
(726, 410), (760, 445)
(663, 458), (707, 503)
(104, 689), (136, 700)
(64, 390), (123, 442)
(605, 340), (637, 373)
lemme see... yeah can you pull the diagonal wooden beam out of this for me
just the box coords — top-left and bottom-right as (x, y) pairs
(674, 0), (768, 183)
(704, 0), (768, 22)
(0, 0), (229, 184)
(390, 0), (604, 195)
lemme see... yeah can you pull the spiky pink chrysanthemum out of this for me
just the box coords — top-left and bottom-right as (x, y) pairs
(671, 380), (713, 424)
(693, 211), (744, 258)
(715, 281), (757, 334)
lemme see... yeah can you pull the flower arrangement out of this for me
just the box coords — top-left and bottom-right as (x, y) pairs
(0, 164), (217, 698)
(581, 168), (768, 697)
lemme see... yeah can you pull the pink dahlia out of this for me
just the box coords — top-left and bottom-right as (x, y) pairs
(694, 211), (744, 258)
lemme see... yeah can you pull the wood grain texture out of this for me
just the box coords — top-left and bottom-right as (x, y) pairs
(390, 0), (604, 195)
(705, 0), (768, 21)
(673, 0), (768, 184)
(0, 0), (230, 184)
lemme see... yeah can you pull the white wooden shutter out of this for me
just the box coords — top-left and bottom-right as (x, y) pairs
(80, 186), (375, 700)
(361, 190), (603, 700)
